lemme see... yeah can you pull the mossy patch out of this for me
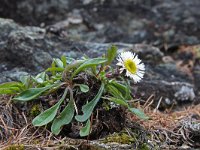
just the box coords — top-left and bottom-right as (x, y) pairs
(5, 144), (24, 150)
(30, 104), (40, 117)
(103, 132), (135, 144)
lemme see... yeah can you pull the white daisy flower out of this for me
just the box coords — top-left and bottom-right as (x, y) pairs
(116, 51), (145, 83)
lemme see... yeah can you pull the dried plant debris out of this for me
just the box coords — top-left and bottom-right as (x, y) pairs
(130, 102), (200, 149)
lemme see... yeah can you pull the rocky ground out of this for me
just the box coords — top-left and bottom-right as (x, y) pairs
(0, 0), (200, 149)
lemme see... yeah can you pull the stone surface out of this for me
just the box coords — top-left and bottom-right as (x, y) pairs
(1, 0), (200, 47)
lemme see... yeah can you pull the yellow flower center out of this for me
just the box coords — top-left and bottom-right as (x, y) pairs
(124, 59), (137, 74)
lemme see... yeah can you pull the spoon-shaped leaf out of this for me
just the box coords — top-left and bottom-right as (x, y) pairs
(109, 80), (132, 100)
(51, 98), (74, 135)
(13, 83), (60, 102)
(107, 84), (124, 100)
(54, 58), (64, 68)
(80, 119), (91, 137)
(129, 108), (149, 120)
(75, 83), (104, 122)
(79, 84), (89, 93)
(32, 88), (68, 126)
(71, 58), (107, 78)
(103, 97), (129, 107)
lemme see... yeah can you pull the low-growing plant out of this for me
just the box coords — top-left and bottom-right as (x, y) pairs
(0, 46), (148, 136)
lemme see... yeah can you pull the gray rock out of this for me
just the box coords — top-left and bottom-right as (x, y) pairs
(174, 85), (195, 102)
(1, 0), (200, 46)
(0, 68), (28, 83)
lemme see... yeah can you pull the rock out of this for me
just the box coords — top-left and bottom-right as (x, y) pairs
(174, 85), (195, 102)
(134, 61), (196, 108)
(5, 26), (52, 71)
(193, 64), (200, 95)
(0, 68), (28, 83)
(1, 0), (200, 46)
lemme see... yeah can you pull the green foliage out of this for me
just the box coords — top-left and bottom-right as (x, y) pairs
(71, 58), (107, 78)
(129, 108), (149, 120)
(0, 45), (148, 137)
(103, 97), (128, 107)
(78, 84), (89, 93)
(13, 83), (60, 102)
(32, 88), (68, 126)
(0, 82), (24, 94)
(51, 97), (75, 135)
(75, 83), (104, 122)
(80, 119), (91, 137)
(106, 45), (117, 65)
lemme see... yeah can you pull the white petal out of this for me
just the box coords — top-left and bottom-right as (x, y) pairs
(116, 51), (145, 83)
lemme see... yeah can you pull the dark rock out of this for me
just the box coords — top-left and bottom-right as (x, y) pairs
(194, 64), (200, 90)
(134, 62), (195, 108)
(5, 26), (52, 71)
(1, 0), (200, 46)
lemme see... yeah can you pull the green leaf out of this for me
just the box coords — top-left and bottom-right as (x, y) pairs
(0, 87), (20, 94)
(62, 60), (85, 80)
(104, 97), (128, 107)
(106, 45), (117, 65)
(0, 82), (23, 94)
(34, 72), (47, 84)
(32, 88), (68, 126)
(61, 55), (67, 67)
(129, 108), (149, 120)
(46, 67), (64, 72)
(72, 58), (107, 78)
(13, 83), (60, 102)
(35, 72), (46, 81)
(0, 82), (23, 88)
(34, 78), (44, 84)
(110, 80), (132, 100)
(51, 61), (56, 75)
(75, 83), (104, 122)
(66, 57), (75, 64)
(107, 84), (124, 100)
(20, 75), (31, 89)
(80, 119), (91, 137)
(79, 84), (89, 93)
(54, 58), (64, 68)
(51, 98), (74, 135)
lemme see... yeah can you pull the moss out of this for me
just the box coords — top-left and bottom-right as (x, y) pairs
(30, 104), (40, 117)
(102, 101), (110, 111)
(5, 144), (24, 150)
(139, 143), (150, 150)
(103, 132), (135, 144)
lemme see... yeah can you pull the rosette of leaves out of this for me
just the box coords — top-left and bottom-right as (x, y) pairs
(0, 46), (148, 137)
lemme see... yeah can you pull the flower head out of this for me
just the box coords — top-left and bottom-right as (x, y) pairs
(117, 51), (145, 83)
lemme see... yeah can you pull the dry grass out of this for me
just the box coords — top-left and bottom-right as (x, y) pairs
(129, 97), (200, 148)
